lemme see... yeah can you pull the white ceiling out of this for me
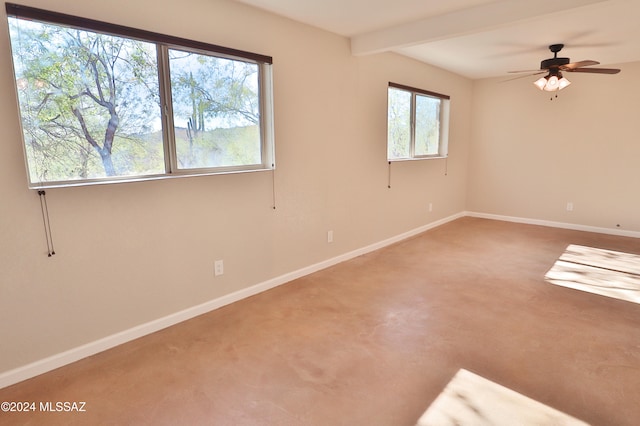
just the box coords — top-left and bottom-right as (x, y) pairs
(233, 0), (640, 79)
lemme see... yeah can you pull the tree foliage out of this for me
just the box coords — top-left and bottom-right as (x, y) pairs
(10, 19), (163, 182)
(387, 88), (411, 159)
(387, 88), (441, 159)
(9, 18), (263, 184)
(415, 94), (440, 156)
(168, 49), (261, 168)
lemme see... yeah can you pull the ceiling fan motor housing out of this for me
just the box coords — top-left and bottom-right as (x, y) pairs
(541, 57), (570, 70)
(541, 43), (569, 71)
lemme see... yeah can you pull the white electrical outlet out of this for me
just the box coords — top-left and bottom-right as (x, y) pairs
(214, 260), (224, 276)
(327, 230), (334, 243)
(566, 202), (574, 212)
(429, 202), (433, 212)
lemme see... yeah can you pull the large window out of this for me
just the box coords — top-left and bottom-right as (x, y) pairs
(387, 82), (449, 161)
(6, 3), (274, 188)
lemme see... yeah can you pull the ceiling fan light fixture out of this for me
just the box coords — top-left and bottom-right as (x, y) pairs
(533, 74), (571, 92)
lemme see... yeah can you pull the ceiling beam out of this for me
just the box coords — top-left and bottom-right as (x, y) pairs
(351, 0), (610, 56)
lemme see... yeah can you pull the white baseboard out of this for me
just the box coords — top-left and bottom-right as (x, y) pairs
(0, 212), (465, 389)
(466, 211), (640, 239)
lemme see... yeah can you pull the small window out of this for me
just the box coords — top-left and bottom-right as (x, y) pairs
(387, 82), (449, 161)
(6, 3), (274, 188)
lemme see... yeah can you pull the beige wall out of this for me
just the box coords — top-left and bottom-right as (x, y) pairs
(468, 62), (640, 232)
(0, 0), (471, 373)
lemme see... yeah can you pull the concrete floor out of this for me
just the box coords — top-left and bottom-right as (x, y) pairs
(1, 217), (639, 425)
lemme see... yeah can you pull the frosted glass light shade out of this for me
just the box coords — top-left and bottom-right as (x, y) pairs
(558, 77), (571, 89)
(533, 77), (547, 90)
(533, 75), (571, 91)
(544, 75), (559, 91)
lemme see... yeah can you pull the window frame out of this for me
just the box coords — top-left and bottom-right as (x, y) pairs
(5, 3), (275, 189)
(387, 82), (450, 162)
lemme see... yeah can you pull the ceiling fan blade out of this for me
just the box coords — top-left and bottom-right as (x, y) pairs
(507, 69), (543, 74)
(501, 71), (546, 82)
(567, 67), (621, 74)
(561, 60), (599, 70)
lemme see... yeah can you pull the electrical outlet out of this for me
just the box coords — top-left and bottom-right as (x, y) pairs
(327, 230), (334, 243)
(429, 202), (433, 212)
(566, 202), (574, 212)
(214, 260), (224, 276)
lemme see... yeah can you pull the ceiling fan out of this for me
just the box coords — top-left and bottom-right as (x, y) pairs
(508, 44), (620, 93)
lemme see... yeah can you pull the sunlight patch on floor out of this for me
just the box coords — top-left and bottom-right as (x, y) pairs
(545, 245), (640, 304)
(416, 369), (589, 425)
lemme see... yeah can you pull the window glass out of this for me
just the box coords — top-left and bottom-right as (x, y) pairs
(6, 5), (274, 188)
(387, 83), (449, 161)
(9, 18), (164, 183)
(387, 88), (411, 159)
(168, 49), (262, 169)
(415, 94), (440, 156)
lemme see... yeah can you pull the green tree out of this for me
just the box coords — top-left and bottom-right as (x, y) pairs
(10, 18), (264, 183)
(387, 88), (411, 159)
(169, 50), (261, 168)
(415, 95), (440, 156)
(10, 19), (162, 182)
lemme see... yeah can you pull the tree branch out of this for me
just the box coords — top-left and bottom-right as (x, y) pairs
(71, 106), (101, 151)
